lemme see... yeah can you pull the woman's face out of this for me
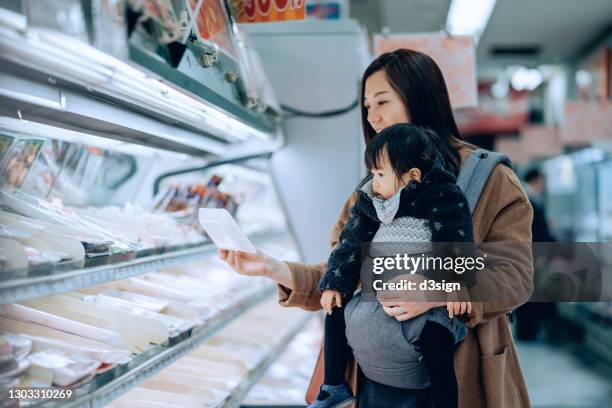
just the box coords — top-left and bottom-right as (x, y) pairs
(364, 69), (411, 133)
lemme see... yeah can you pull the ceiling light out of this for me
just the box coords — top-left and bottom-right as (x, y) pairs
(446, 0), (497, 43)
(510, 67), (543, 91)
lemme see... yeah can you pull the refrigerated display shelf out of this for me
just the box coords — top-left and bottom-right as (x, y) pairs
(220, 312), (313, 408)
(0, 229), (286, 305)
(0, 9), (278, 158)
(59, 285), (278, 408)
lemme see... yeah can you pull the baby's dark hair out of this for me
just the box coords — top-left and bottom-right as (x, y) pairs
(365, 123), (442, 182)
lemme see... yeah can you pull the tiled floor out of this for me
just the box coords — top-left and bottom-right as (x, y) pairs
(516, 339), (612, 408)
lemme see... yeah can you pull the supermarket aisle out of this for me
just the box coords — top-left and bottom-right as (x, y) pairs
(516, 339), (612, 408)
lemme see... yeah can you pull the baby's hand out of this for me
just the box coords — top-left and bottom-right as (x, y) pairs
(447, 301), (472, 318)
(321, 290), (343, 315)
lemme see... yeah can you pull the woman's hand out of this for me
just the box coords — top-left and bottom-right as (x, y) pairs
(380, 301), (446, 321)
(377, 274), (442, 321)
(217, 249), (294, 289)
(218, 249), (269, 276)
(321, 290), (342, 315)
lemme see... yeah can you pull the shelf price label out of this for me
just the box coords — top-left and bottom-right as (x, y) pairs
(228, 0), (306, 23)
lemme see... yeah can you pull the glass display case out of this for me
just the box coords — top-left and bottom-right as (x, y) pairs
(0, 2), (305, 406)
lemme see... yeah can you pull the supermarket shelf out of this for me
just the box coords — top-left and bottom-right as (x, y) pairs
(0, 11), (278, 157)
(222, 312), (313, 408)
(63, 285), (279, 408)
(0, 228), (287, 305)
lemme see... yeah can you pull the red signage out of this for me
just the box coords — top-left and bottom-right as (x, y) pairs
(229, 0), (306, 23)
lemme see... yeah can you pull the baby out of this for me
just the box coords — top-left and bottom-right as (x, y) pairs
(310, 124), (473, 408)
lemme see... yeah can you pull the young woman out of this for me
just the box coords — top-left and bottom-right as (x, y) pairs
(219, 49), (534, 408)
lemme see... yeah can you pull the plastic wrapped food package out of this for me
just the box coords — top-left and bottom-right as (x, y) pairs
(25, 295), (169, 350)
(0, 139), (45, 191)
(1, 304), (120, 344)
(122, 277), (196, 303)
(76, 206), (205, 247)
(0, 359), (30, 383)
(0, 134), (15, 167)
(172, 355), (244, 378)
(7, 300), (145, 355)
(185, 343), (249, 372)
(0, 209), (119, 258)
(0, 317), (118, 350)
(0, 316), (135, 385)
(124, 386), (204, 407)
(205, 338), (267, 368)
(0, 193), (139, 254)
(81, 295), (196, 337)
(0, 225), (30, 240)
(142, 272), (222, 297)
(98, 289), (169, 313)
(20, 334), (131, 365)
(0, 334), (32, 365)
(109, 398), (183, 408)
(141, 269), (266, 306)
(23, 246), (64, 265)
(0, 238), (29, 272)
(27, 349), (100, 387)
(101, 283), (216, 318)
(20, 141), (87, 205)
(159, 360), (241, 389)
(0, 333), (32, 392)
(0, 219), (84, 267)
(139, 378), (230, 405)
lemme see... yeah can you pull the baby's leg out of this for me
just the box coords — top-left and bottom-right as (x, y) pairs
(323, 307), (350, 386)
(419, 321), (457, 408)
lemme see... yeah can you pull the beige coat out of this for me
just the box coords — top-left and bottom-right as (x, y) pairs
(277, 145), (534, 408)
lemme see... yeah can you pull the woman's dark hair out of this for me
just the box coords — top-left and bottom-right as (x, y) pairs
(365, 124), (441, 183)
(361, 49), (463, 175)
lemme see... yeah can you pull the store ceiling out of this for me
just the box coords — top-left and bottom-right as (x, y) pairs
(350, 0), (612, 80)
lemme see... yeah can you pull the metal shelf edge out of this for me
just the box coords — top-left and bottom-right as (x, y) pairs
(0, 243), (215, 305)
(0, 228), (288, 305)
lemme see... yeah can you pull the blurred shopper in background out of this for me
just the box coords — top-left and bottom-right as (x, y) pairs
(516, 168), (557, 341)
(523, 168), (555, 243)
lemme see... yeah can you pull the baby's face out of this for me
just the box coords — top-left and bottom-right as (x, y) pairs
(371, 161), (400, 200)
(370, 151), (421, 200)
